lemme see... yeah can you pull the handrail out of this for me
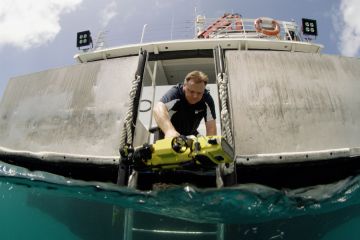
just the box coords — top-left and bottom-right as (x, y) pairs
(196, 17), (302, 41)
(91, 16), (307, 49)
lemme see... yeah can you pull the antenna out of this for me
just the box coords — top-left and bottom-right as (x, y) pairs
(140, 24), (147, 44)
(194, 7), (197, 37)
(170, 16), (174, 40)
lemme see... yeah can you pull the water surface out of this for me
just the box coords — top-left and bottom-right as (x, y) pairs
(1, 161), (360, 239)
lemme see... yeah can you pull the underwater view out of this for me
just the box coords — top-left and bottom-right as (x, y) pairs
(1, 160), (360, 240)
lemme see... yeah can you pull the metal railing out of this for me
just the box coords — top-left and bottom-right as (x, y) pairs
(196, 17), (303, 41)
(92, 16), (307, 50)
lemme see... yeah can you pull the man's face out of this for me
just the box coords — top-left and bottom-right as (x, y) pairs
(183, 79), (205, 105)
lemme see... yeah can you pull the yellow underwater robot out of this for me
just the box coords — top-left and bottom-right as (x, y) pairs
(121, 135), (234, 171)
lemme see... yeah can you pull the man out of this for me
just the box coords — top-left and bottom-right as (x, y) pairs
(153, 70), (217, 138)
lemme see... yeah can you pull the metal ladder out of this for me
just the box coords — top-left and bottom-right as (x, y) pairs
(122, 171), (226, 240)
(123, 209), (225, 240)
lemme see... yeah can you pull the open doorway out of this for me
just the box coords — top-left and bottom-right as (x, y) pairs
(134, 55), (221, 145)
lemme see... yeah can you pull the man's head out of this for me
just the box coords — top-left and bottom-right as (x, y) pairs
(183, 71), (208, 105)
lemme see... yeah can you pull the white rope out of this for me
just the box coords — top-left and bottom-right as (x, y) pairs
(217, 72), (236, 177)
(217, 73), (234, 147)
(119, 75), (142, 149)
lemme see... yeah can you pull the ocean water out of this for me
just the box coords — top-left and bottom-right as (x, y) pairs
(1, 161), (360, 240)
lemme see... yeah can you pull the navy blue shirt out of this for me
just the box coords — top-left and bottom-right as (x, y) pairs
(160, 84), (216, 136)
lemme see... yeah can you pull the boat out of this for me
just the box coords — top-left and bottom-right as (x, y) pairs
(0, 13), (360, 190)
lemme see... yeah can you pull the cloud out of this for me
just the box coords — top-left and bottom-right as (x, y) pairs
(336, 0), (360, 57)
(99, 0), (118, 28)
(0, 0), (83, 50)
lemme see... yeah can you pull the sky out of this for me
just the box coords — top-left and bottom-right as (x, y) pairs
(0, 0), (359, 96)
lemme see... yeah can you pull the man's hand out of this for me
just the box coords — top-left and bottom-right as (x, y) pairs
(153, 102), (180, 138)
(164, 129), (180, 138)
(205, 119), (217, 136)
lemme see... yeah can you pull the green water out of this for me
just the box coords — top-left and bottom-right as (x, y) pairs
(1, 161), (360, 240)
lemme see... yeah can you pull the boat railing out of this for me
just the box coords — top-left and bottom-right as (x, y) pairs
(196, 16), (303, 42)
(93, 16), (308, 50)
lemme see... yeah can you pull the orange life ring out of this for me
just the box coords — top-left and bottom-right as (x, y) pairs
(254, 18), (280, 36)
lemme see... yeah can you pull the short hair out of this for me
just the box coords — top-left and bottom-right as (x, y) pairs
(184, 71), (208, 85)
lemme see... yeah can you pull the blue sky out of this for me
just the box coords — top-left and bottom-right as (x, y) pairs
(0, 0), (359, 96)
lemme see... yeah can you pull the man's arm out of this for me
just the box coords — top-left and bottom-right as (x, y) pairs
(153, 102), (180, 138)
(205, 119), (217, 136)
